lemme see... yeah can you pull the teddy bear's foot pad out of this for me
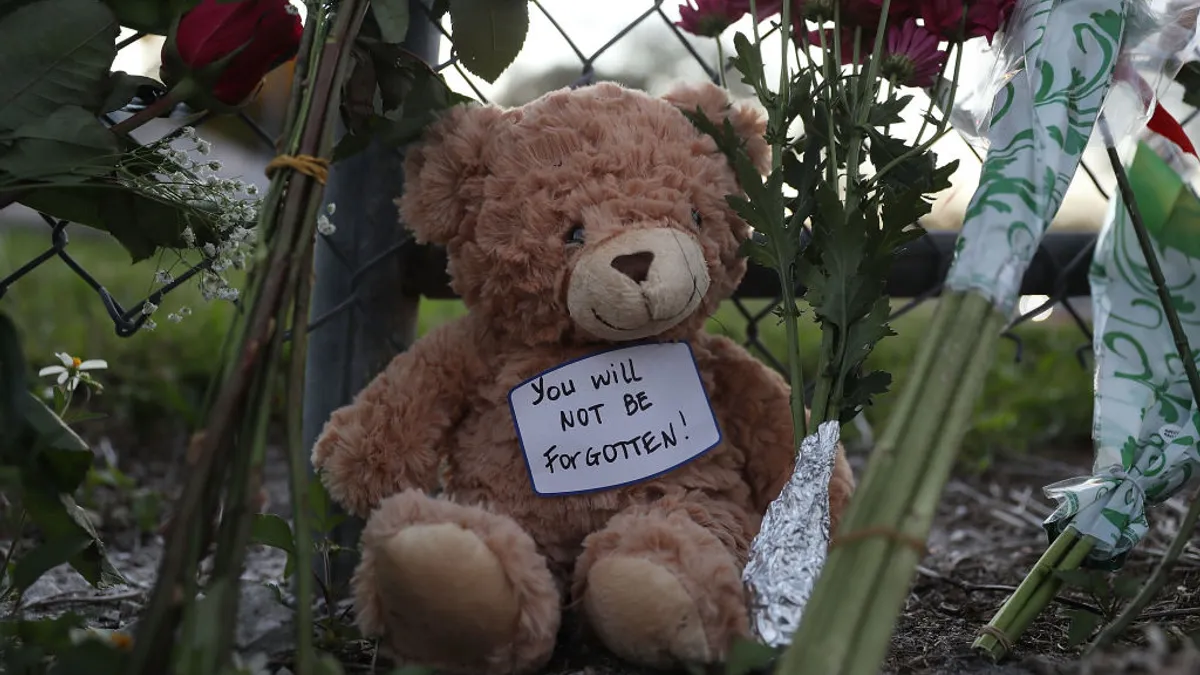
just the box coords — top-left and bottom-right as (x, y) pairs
(376, 523), (520, 668)
(582, 555), (712, 669)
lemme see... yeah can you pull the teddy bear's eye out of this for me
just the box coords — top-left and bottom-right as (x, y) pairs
(565, 224), (586, 246)
(690, 208), (703, 229)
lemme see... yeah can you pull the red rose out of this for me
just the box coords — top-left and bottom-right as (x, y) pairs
(163, 0), (303, 106)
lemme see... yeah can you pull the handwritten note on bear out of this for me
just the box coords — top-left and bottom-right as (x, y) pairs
(509, 341), (722, 496)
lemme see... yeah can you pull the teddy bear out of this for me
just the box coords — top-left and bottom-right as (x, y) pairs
(310, 80), (856, 675)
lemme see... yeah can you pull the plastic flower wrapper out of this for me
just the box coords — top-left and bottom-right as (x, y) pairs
(742, 421), (840, 648)
(1042, 129), (1200, 567)
(972, 0), (1200, 660)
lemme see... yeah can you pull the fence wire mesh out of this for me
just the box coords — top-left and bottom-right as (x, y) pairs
(0, 1), (1117, 403)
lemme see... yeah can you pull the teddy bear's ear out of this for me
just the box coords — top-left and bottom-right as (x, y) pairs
(661, 81), (771, 177)
(397, 102), (506, 245)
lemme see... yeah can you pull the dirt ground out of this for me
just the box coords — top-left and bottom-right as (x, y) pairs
(5, 429), (1200, 675)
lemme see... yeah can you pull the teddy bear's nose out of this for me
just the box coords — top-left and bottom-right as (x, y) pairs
(611, 251), (655, 283)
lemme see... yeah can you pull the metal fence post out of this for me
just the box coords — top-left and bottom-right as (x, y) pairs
(302, 0), (441, 596)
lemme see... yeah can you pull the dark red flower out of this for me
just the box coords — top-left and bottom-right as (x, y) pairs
(839, 0), (924, 28)
(920, 0), (1018, 44)
(676, 0), (787, 37)
(880, 19), (948, 87)
(165, 0), (303, 105)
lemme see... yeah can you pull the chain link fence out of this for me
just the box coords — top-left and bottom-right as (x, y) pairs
(0, 0), (1119, 581)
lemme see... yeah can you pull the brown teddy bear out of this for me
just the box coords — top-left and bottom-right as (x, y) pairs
(311, 80), (856, 675)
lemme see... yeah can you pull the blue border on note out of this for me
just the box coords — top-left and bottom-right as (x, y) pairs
(507, 339), (724, 498)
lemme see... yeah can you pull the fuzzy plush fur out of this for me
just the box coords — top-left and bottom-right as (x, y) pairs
(311, 81), (856, 674)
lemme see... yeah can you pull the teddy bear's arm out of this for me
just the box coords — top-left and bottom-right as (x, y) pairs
(311, 317), (481, 519)
(702, 333), (856, 525)
(700, 333), (800, 513)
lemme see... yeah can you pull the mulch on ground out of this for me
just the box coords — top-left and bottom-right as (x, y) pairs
(4, 430), (1200, 674)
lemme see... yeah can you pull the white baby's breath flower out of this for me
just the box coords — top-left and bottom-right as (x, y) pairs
(168, 312), (183, 323)
(316, 214), (336, 236)
(155, 269), (174, 285)
(325, 202), (336, 216)
(196, 139), (212, 155)
(141, 302), (158, 316)
(246, 183), (259, 196)
(143, 318), (157, 332)
(181, 226), (196, 246)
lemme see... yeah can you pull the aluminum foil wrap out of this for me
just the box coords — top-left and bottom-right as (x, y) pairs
(741, 420), (840, 648)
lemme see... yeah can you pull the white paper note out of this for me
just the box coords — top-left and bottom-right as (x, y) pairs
(508, 341), (722, 496)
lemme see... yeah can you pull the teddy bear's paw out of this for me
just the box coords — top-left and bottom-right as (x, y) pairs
(374, 523), (522, 671)
(582, 555), (713, 670)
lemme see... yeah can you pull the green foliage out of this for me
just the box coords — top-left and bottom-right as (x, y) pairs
(446, 0), (529, 84)
(370, 0), (410, 44)
(0, 0), (118, 130)
(333, 40), (474, 161)
(689, 23), (964, 430)
(1055, 567), (1148, 646)
(0, 312), (125, 605)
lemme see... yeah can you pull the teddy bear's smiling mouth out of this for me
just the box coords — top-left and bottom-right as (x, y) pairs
(589, 282), (700, 334)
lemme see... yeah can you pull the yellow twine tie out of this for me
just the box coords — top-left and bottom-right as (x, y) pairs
(265, 154), (330, 184)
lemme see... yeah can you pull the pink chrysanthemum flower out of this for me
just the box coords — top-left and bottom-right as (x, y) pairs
(880, 19), (948, 88)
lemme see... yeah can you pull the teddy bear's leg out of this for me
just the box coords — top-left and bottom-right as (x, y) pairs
(354, 489), (561, 675)
(572, 502), (749, 670)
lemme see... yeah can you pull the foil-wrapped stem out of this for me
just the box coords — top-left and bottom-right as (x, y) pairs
(742, 420), (840, 648)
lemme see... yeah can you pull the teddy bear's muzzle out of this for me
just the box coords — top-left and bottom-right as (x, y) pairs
(567, 227), (710, 342)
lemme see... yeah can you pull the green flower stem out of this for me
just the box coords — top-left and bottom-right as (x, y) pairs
(973, 531), (1094, 660)
(844, 296), (1004, 674)
(126, 1), (368, 672)
(779, 291), (1005, 674)
(109, 81), (196, 136)
(807, 0), (893, 429)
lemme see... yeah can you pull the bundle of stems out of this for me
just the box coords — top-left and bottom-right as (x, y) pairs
(777, 288), (1006, 674)
(125, 3), (370, 675)
(973, 134), (1200, 662)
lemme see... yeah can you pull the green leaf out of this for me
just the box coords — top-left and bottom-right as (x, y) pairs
(15, 182), (206, 262)
(1064, 608), (1102, 646)
(0, 105), (120, 184)
(0, 0), (120, 130)
(11, 529), (93, 592)
(22, 391), (90, 456)
(99, 71), (163, 113)
(1176, 61), (1200, 109)
(1112, 573), (1145, 600)
(866, 94), (912, 127)
(45, 636), (130, 674)
(447, 0), (529, 83)
(251, 513), (297, 579)
(723, 637), (779, 675)
(371, 0), (410, 44)
(100, 0), (199, 34)
(18, 473), (126, 589)
(333, 51), (473, 161)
